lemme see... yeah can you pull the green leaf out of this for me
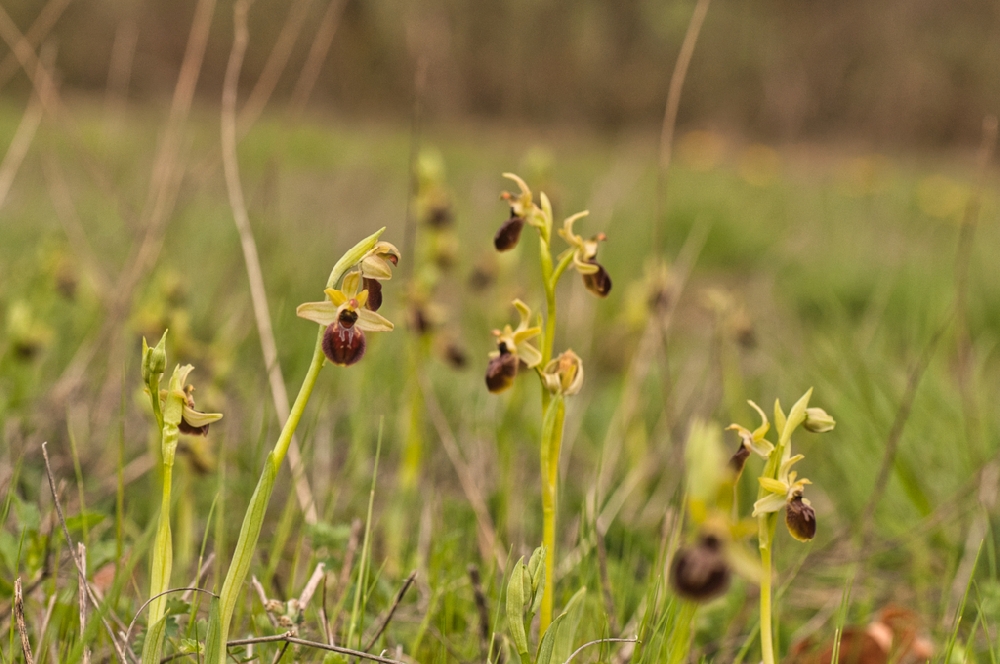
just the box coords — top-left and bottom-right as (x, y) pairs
(551, 587), (587, 664)
(140, 616), (168, 664)
(506, 557), (530, 658)
(203, 594), (223, 664)
(65, 510), (105, 534)
(535, 612), (567, 664)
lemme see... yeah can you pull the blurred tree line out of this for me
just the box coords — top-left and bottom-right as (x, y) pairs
(3, 0), (999, 145)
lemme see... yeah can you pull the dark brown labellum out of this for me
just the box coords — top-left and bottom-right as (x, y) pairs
(444, 342), (467, 369)
(582, 261), (612, 297)
(785, 494), (817, 541)
(729, 443), (751, 476)
(323, 321), (367, 366)
(409, 305), (432, 335)
(178, 418), (210, 437)
(363, 278), (383, 311)
(485, 346), (519, 393)
(494, 216), (525, 251)
(427, 205), (453, 228)
(669, 534), (731, 602)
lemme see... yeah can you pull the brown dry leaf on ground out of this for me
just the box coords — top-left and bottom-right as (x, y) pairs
(789, 606), (933, 664)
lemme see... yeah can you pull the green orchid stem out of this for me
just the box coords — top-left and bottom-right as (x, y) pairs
(147, 456), (174, 627)
(758, 515), (775, 664)
(205, 228), (384, 664)
(539, 395), (566, 635)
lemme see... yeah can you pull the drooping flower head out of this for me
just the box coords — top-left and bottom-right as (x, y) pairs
(485, 299), (542, 393)
(726, 400), (774, 476)
(297, 271), (394, 366)
(494, 173), (539, 251)
(557, 212), (612, 297)
(357, 241), (400, 312)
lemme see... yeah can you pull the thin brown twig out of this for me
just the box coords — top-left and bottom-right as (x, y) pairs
(0, 0), (72, 89)
(123, 587), (218, 650)
(41, 442), (131, 663)
(226, 632), (405, 663)
(401, 56), (429, 282)
(221, 0), (319, 525)
(0, 43), (47, 212)
(417, 373), (507, 570)
(290, 0), (347, 115)
(79, 543), (91, 664)
(654, 0), (711, 248)
(42, 153), (113, 293)
(237, 0), (314, 134)
(563, 637), (638, 664)
(252, 576), (280, 628)
(467, 565), (499, 664)
(364, 571), (417, 650)
(14, 578), (35, 664)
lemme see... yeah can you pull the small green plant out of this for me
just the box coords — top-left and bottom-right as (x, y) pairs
(200, 229), (399, 664)
(727, 389), (835, 664)
(485, 173), (611, 632)
(505, 546), (587, 664)
(139, 332), (222, 663)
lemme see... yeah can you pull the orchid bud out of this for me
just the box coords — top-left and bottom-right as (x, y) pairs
(803, 407), (835, 433)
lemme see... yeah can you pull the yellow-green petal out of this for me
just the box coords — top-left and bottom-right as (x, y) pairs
(752, 493), (787, 517)
(758, 477), (788, 495)
(297, 300), (339, 326)
(356, 308), (394, 332)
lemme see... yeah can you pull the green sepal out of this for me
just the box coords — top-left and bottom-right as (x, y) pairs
(326, 227), (385, 289)
(783, 388), (813, 444)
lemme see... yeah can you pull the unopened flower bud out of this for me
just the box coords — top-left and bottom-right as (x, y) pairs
(541, 350), (584, 396)
(803, 407), (835, 433)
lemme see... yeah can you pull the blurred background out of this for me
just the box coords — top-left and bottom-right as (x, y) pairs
(3, 0), (1000, 147)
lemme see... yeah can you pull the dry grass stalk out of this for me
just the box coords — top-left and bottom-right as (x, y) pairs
(221, 0), (319, 525)
(290, 0), (348, 115)
(238, 0), (314, 133)
(0, 0), (72, 89)
(14, 578), (35, 664)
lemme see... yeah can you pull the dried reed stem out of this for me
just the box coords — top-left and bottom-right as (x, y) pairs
(0, 0), (71, 89)
(238, 0), (313, 133)
(290, 0), (347, 114)
(654, 0), (711, 248)
(221, 0), (319, 525)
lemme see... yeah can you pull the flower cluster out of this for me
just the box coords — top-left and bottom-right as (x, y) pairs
(493, 173), (612, 298)
(727, 391), (835, 543)
(296, 242), (399, 366)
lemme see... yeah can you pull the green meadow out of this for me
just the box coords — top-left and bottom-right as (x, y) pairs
(2, 95), (1000, 662)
